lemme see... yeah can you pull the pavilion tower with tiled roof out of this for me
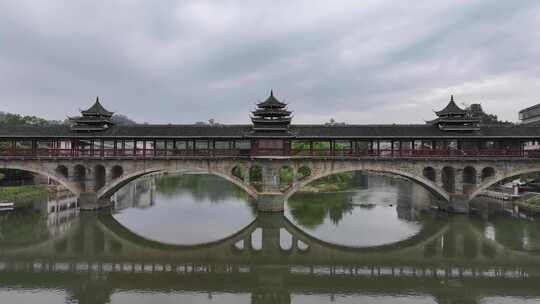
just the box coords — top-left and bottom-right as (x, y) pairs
(430, 95), (480, 131)
(69, 97), (115, 132)
(251, 91), (292, 133)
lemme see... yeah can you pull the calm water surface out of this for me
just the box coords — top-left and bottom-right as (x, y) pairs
(0, 173), (539, 304)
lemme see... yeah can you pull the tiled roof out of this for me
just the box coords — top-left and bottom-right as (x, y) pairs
(435, 96), (467, 116)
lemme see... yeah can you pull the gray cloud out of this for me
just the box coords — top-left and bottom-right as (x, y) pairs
(0, 0), (539, 124)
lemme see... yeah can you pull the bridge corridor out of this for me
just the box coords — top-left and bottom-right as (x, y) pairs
(3, 95), (540, 213)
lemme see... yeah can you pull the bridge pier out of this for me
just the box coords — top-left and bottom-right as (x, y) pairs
(447, 194), (469, 214)
(78, 192), (111, 211)
(256, 194), (285, 212)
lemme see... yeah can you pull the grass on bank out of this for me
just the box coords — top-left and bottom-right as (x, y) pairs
(526, 195), (540, 206)
(0, 185), (48, 206)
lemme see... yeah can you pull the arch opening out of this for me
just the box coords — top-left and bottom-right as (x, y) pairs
(231, 164), (246, 181)
(285, 168), (450, 203)
(73, 165), (87, 192)
(55, 165), (69, 179)
(462, 166), (477, 194)
(279, 165), (294, 191)
(99, 168), (258, 201)
(297, 166), (311, 180)
(111, 165), (123, 180)
(442, 166), (455, 193)
(249, 164), (263, 192)
(481, 167), (495, 181)
(94, 165), (106, 191)
(423, 167), (436, 182)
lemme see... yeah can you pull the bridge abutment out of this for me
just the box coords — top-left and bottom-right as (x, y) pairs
(448, 194), (469, 214)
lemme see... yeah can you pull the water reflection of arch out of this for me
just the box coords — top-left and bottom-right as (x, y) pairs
(5, 211), (540, 268)
(97, 212), (259, 250)
(96, 210), (449, 257)
(279, 215), (450, 255)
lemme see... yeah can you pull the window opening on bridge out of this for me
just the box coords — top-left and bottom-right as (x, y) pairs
(481, 167), (495, 181)
(214, 141), (230, 150)
(111, 165), (123, 179)
(235, 140), (251, 149)
(195, 140), (209, 150)
(298, 166), (311, 180)
(423, 167), (436, 182)
(312, 141), (330, 156)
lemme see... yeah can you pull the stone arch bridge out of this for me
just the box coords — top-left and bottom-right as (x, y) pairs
(1, 156), (538, 212)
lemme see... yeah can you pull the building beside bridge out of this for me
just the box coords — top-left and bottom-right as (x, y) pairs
(1, 92), (540, 213)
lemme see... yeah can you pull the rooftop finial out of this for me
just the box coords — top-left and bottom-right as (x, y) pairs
(270, 89), (274, 97)
(450, 95), (454, 102)
(96, 96), (100, 103)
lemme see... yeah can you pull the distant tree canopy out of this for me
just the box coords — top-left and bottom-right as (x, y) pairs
(0, 111), (137, 126)
(110, 114), (137, 125)
(0, 112), (59, 126)
(465, 104), (514, 125)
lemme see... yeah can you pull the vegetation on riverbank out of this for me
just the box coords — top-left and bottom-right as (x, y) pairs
(0, 185), (48, 207)
(527, 195), (540, 206)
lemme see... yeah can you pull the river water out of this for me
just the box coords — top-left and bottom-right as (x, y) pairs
(1, 173), (540, 304)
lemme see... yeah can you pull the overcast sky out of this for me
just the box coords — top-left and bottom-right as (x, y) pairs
(1, 0), (539, 124)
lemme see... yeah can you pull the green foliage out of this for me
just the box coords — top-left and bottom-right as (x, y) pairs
(0, 209), (50, 247)
(0, 113), (51, 126)
(231, 165), (245, 180)
(154, 174), (250, 203)
(249, 165), (263, 182)
(0, 185), (48, 204)
(279, 166), (293, 188)
(287, 192), (355, 228)
(298, 166), (311, 179)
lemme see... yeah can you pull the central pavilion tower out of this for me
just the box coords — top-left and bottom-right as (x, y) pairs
(250, 91), (292, 133)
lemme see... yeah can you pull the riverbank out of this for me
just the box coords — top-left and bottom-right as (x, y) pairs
(0, 185), (48, 208)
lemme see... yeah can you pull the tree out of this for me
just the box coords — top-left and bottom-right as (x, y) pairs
(111, 114), (137, 125)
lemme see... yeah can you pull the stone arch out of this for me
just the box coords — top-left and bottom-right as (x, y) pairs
(468, 166), (540, 202)
(463, 166), (477, 184)
(481, 167), (496, 181)
(55, 165), (69, 179)
(231, 164), (246, 181)
(249, 164), (263, 183)
(297, 165), (311, 180)
(73, 164), (87, 192)
(278, 165), (294, 190)
(284, 166), (450, 202)
(441, 166), (455, 193)
(0, 163), (79, 196)
(96, 211), (259, 250)
(422, 167), (436, 182)
(97, 167), (259, 200)
(111, 165), (123, 180)
(94, 164), (106, 191)
(462, 166), (477, 194)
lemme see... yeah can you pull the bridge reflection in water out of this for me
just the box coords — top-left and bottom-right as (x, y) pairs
(1, 203), (540, 304)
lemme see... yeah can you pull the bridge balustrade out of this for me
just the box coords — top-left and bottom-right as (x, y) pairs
(0, 146), (537, 158)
